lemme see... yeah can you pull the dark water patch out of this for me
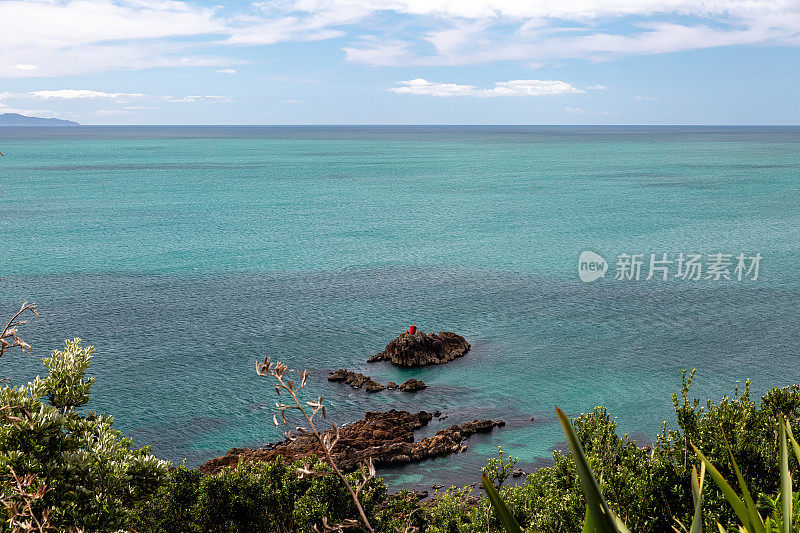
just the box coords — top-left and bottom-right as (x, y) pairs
(2, 267), (799, 487)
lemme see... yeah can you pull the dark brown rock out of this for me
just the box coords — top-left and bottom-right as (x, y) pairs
(200, 410), (503, 475)
(364, 380), (386, 392)
(387, 381), (398, 389)
(398, 378), (426, 392)
(368, 331), (470, 367)
(328, 369), (383, 392)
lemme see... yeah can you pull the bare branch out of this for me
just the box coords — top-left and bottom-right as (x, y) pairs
(0, 468), (53, 532)
(257, 355), (376, 533)
(0, 302), (38, 360)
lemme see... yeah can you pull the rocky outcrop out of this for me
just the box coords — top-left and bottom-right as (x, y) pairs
(398, 378), (426, 392)
(328, 369), (385, 392)
(368, 331), (470, 367)
(200, 410), (504, 475)
(328, 370), (425, 393)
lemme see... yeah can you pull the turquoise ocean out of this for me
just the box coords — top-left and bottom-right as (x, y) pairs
(1, 126), (799, 489)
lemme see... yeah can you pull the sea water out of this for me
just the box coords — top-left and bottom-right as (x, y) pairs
(1, 126), (799, 489)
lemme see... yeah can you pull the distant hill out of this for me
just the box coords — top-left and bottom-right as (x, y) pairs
(0, 113), (79, 126)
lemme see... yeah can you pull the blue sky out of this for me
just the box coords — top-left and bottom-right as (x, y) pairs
(0, 0), (798, 125)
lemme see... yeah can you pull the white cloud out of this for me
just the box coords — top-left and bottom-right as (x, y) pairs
(586, 85), (608, 90)
(564, 106), (612, 115)
(390, 78), (583, 97)
(2, 90), (231, 103)
(0, 88), (229, 122)
(634, 95), (662, 101)
(339, 1), (800, 66)
(295, 0), (796, 21)
(0, 0), (798, 77)
(217, 68), (237, 74)
(343, 38), (413, 67)
(0, 101), (69, 119)
(31, 89), (145, 99)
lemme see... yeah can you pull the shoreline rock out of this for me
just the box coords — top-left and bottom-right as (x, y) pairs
(368, 331), (470, 367)
(328, 369), (386, 392)
(200, 410), (504, 475)
(328, 370), (426, 393)
(398, 378), (426, 392)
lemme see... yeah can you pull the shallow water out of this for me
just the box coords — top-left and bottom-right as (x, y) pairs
(1, 126), (799, 490)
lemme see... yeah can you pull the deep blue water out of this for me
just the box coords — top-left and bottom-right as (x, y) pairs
(1, 126), (799, 489)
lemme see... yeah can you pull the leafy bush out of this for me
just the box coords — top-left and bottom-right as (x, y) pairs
(481, 370), (800, 533)
(0, 338), (169, 531)
(132, 457), (389, 533)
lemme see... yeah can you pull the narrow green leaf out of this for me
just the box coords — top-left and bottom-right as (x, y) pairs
(785, 421), (800, 469)
(690, 463), (706, 533)
(609, 508), (632, 533)
(481, 474), (523, 533)
(779, 414), (792, 533)
(693, 444), (751, 528)
(720, 430), (764, 533)
(556, 407), (622, 533)
(583, 505), (595, 533)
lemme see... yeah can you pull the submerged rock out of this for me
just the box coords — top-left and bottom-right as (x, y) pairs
(368, 331), (470, 367)
(200, 410), (504, 474)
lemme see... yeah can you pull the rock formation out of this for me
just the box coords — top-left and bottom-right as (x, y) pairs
(328, 370), (426, 393)
(200, 410), (504, 474)
(328, 369), (385, 392)
(368, 331), (470, 367)
(398, 378), (426, 392)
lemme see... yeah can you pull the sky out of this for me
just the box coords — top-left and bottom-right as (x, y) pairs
(0, 0), (798, 125)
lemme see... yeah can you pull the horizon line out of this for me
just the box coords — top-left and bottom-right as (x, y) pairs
(4, 123), (800, 128)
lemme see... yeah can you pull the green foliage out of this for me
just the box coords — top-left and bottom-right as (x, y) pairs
(694, 414), (800, 533)
(0, 338), (169, 531)
(424, 486), (484, 533)
(133, 457), (389, 533)
(482, 475), (523, 533)
(9, 339), (800, 533)
(479, 371), (800, 533)
(482, 446), (518, 490)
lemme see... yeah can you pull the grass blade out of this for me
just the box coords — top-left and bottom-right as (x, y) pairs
(724, 438), (762, 531)
(785, 421), (800, 468)
(719, 430), (765, 533)
(481, 474), (523, 533)
(556, 407), (621, 533)
(779, 414), (792, 533)
(690, 463), (706, 533)
(693, 444), (751, 528)
(583, 505), (595, 533)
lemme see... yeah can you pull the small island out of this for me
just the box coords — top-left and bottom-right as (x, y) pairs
(368, 330), (470, 367)
(0, 113), (79, 126)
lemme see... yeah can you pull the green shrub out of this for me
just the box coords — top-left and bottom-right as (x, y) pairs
(0, 338), (169, 531)
(475, 370), (800, 533)
(133, 457), (390, 533)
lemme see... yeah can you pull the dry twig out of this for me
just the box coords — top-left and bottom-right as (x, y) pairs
(0, 468), (52, 532)
(0, 302), (38, 360)
(257, 356), (376, 533)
